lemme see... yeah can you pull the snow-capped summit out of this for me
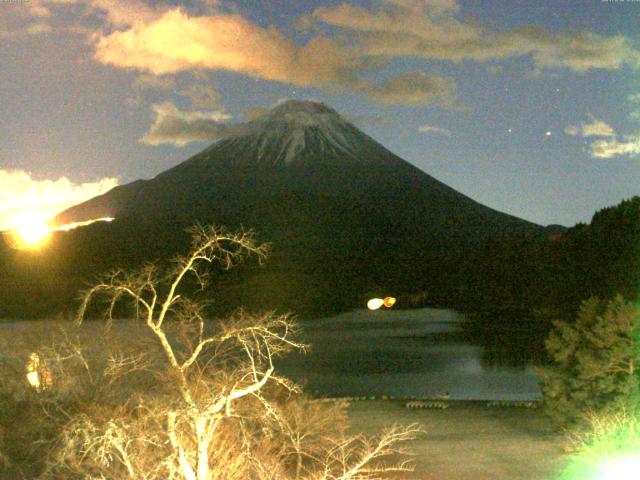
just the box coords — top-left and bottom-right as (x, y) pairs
(53, 99), (541, 316)
(205, 99), (401, 166)
(260, 99), (338, 120)
(252, 100), (348, 134)
(56, 99), (540, 238)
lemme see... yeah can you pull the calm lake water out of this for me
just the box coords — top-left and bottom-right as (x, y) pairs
(276, 308), (542, 401)
(1, 308), (542, 401)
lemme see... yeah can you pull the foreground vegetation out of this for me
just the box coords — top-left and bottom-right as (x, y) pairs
(537, 295), (640, 426)
(537, 293), (640, 479)
(1, 194), (639, 478)
(349, 399), (565, 480)
(0, 225), (418, 479)
(559, 407), (640, 480)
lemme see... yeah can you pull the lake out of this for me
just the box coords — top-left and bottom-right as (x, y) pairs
(0, 308), (543, 401)
(276, 308), (543, 400)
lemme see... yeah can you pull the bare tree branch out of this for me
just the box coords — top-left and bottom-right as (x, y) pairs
(50, 225), (419, 480)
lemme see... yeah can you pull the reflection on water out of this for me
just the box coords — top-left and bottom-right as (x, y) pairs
(461, 309), (548, 368)
(276, 308), (542, 400)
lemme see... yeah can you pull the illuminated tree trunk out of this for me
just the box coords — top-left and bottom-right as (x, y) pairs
(195, 416), (210, 480)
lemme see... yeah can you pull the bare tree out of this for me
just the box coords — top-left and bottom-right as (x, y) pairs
(41, 225), (419, 480)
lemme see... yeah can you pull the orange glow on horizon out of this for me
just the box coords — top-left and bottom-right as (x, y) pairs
(2, 216), (115, 250)
(3, 213), (51, 250)
(53, 217), (115, 232)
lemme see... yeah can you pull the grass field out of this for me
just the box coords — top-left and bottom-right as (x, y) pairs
(344, 399), (568, 480)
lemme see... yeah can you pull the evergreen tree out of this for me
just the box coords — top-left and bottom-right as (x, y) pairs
(537, 295), (640, 426)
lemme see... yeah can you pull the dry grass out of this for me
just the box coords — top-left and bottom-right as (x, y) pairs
(346, 399), (568, 480)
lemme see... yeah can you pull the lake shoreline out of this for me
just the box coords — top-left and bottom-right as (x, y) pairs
(279, 307), (543, 401)
(2, 308), (545, 401)
(344, 398), (567, 480)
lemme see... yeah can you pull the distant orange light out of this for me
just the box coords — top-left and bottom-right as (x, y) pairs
(3, 216), (115, 250)
(53, 217), (114, 231)
(16, 221), (50, 247)
(367, 296), (397, 310)
(3, 214), (51, 250)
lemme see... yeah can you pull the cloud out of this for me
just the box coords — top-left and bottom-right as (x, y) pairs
(244, 106), (270, 121)
(565, 114), (640, 159)
(383, 0), (460, 16)
(564, 116), (615, 137)
(25, 23), (53, 35)
(531, 31), (640, 72)
(178, 83), (222, 109)
(126, 72), (177, 107)
(347, 114), (395, 126)
(361, 72), (458, 107)
(15, 0), (640, 83)
(94, 8), (368, 88)
(4, 0), (222, 39)
(133, 73), (177, 90)
(0, 170), (118, 230)
(629, 93), (640, 121)
(27, 3), (52, 17)
(143, 98), (397, 147)
(310, 2), (640, 73)
(418, 124), (451, 135)
(0, 0), (56, 38)
(141, 101), (242, 146)
(88, 0), (161, 27)
(0, 0), (138, 37)
(0, 21), (53, 37)
(590, 136), (640, 159)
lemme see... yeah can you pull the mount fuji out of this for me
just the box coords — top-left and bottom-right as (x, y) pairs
(57, 100), (536, 236)
(27, 100), (543, 316)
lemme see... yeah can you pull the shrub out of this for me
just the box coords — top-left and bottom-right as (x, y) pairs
(536, 295), (640, 426)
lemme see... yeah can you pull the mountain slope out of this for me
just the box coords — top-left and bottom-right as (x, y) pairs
(57, 100), (534, 234)
(43, 100), (545, 316)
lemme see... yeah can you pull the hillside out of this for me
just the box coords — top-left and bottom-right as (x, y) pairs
(3, 101), (544, 318)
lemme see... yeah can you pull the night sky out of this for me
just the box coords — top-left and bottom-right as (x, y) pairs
(2, 0), (639, 229)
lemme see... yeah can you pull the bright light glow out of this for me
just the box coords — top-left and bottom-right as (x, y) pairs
(4, 213), (52, 249)
(596, 455), (640, 480)
(368, 297), (397, 310)
(383, 296), (397, 308)
(2, 215), (115, 250)
(367, 298), (384, 310)
(16, 219), (50, 246)
(25, 352), (52, 392)
(54, 217), (115, 231)
(0, 169), (118, 231)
